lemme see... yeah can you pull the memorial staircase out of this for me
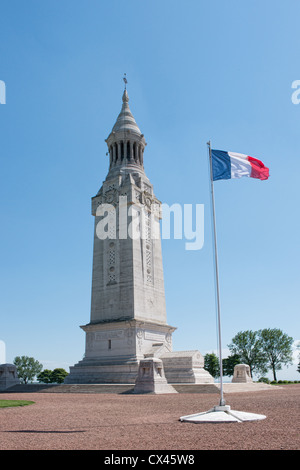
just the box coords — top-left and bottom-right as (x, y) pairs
(1, 383), (220, 394)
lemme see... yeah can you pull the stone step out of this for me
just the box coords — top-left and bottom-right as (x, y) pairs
(173, 384), (220, 394)
(1, 383), (220, 394)
(1, 383), (134, 394)
(1, 384), (59, 393)
(42, 384), (135, 394)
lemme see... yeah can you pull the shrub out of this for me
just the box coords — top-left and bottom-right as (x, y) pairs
(258, 377), (270, 384)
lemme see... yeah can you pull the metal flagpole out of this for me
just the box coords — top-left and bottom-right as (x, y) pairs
(207, 140), (225, 407)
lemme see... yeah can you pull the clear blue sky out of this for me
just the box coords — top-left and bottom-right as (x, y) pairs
(0, 1), (299, 380)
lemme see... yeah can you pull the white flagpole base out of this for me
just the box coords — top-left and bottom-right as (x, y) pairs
(180, 405), (266, 423)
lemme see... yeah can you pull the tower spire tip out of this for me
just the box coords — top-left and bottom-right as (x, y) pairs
(123, 73), (128, 90)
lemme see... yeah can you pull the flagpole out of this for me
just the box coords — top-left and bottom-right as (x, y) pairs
(207, 141), (225, 407)
(180, 144), (268, 422)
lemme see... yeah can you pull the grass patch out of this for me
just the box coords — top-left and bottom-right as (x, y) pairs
(0, 400), (35, 408)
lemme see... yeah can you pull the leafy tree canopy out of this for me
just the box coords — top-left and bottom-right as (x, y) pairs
(222, 354), (241, 377)
(36, 369), (53, 384)
(37, 368), (68, 384)
(13, 356), (43, 384)
(228, 330), (267, 378)
(204, 352), (220, 378)
(259, 328), (293, 381)
(50, 368), (68, 384)
(227, 328), (294, 381)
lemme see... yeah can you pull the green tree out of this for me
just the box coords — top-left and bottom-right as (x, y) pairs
(50, 368), (68, 384)
(204, 353), (220, 378)
(228, 330), (267, 378)
(37, 368), (68, 384)
(222, 354), (241, 377)
(13, 356), (43, 384)
(259, 328), (293, 382)
(37, 369), (53, 383)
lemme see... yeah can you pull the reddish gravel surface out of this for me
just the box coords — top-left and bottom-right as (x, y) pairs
(0, 385), (299, 451)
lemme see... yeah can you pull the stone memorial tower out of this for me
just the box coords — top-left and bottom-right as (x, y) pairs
(66, 87), (176, 384)
(66, 85), (213, 385)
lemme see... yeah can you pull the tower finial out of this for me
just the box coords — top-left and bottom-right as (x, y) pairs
(123, 73), (128, 90)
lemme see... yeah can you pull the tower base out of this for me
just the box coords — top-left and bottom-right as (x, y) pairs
(65, 319), (176, 384)
(64, 358), (139, 384)
(65, 321), (214, 386)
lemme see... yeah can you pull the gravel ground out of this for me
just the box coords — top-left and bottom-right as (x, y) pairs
(0, 385), (299, 451)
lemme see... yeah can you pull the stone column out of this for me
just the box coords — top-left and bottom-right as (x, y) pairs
(130, 141), (134, 162)
(124, 140), (127, 161)
(113, 144), (116, 165)
(117, 142), (121, 164)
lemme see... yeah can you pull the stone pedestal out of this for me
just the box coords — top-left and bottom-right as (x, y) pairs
(232, 364), (253, 383)
(0, 363), (20, 391)
(134, 358), (177, 394)
(160, 351), (214, 384)
(65, 320), (175, 384)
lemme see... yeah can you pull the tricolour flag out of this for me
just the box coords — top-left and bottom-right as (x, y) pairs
(211, 150), (269, 181)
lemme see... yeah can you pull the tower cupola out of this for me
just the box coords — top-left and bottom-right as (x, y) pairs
(105, 89), (146, 171)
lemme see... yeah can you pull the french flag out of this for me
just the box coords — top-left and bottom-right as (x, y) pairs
(211, 150), (269, 181)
